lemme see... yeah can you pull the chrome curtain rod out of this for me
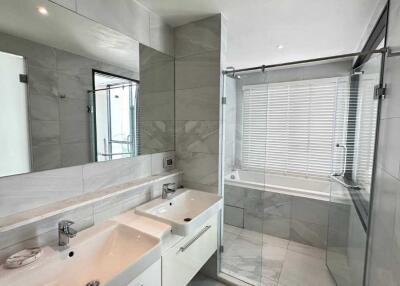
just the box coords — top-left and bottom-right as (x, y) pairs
(222, 48), (388, 75)
(87, 83), (137, 93)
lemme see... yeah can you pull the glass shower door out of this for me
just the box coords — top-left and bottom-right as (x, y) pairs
(326, 52), (383, 286)
(220, 71), (267, 285)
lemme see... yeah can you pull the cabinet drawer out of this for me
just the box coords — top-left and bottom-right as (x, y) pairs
(162, 215), (218, 286)
(127, 259), (161, 286)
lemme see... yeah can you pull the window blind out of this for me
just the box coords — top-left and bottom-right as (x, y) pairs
(241, 77), (354, 179)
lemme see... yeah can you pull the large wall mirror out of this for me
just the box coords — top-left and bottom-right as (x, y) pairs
(0, 1), (175, 178)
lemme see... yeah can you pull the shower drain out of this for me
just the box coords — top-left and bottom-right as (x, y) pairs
(86, 280), (100, 286)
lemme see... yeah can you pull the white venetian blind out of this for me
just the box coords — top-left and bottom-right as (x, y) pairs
(241, 77), (352, 178)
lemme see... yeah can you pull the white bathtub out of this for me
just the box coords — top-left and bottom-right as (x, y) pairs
(225, 170), (331, 201)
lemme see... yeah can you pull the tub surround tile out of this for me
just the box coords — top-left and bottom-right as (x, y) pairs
(290, 219), (327, 249)
(262, 216), (291, 240)
(263, 192), (291, 219)
(224, 205), (244, 228)
(291, 197), (329, 226)
(224, 185), (246, 208)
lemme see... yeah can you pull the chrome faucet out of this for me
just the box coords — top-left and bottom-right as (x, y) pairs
(162, 183), (176, 199)
(58, 220), (77, 247)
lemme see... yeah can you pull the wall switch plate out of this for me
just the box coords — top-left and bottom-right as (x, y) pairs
(163, 155), (175, 170)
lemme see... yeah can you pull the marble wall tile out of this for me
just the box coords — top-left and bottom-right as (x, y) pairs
(28, 93), (60, 121)
(27, 66), (58, 98)
(0, 165), (83, 217)
(55, 49), (99, 77)
(56, 72), (92, 100)
(60, 120), (89, 144)
(140, 100), (175, 121)
(181, 181), (218, 193)
(61, 142), (91, 167)
(140, 61), (174, 94)
(0, 32), (56, 70)
(32, 144), (62, 171)
(31, 120), (60, 146)
(174, 15), (221, 59)
(176, 151), (219, 188)
(77, 0), (151, 45)
(176, 121), (219, 154)
(82, 155), (152, 193)
(175, 51), (221, 90)
(93, 186), (151, 224)
(0, 204), (93, 263)
(175, 87), (220, 121)
(59, 98), (89, 122)
(224, 205), (244, 228)
(139, 120), (175, 154)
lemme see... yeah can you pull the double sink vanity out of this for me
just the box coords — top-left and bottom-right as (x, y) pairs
(0, 187), (223, 286)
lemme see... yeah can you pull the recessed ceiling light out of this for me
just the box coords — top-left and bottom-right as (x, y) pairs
(37, 6), (48, 16)
(277, 44), (284, 50)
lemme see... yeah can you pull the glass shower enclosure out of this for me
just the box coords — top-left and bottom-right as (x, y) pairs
(220, 51), (384, 286)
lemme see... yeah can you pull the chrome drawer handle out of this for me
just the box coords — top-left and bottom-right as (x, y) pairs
(179, 225), (212, 252)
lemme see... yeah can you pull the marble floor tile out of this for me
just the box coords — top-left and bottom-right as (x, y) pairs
(287, 241), (326, 260)
(221, 233), (262, 284)
(262, 245), (287, 282)
(224, 224), (243, 235)
(221, 226), (334, 286)
(278, 250), (335, 286)
(263, 234), (289, 249)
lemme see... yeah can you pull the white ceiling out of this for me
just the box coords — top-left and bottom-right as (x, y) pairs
(137, 0), (381, 69)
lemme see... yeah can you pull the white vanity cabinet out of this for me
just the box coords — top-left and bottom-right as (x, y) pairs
(162, 215), (218, 286)
(127, 259), (161, 286)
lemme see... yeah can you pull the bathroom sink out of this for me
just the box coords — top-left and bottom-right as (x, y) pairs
(135, 188), (223, 236)
(0, 221), (161, 286)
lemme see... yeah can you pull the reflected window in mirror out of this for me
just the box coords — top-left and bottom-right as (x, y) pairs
(0, 51), (30, 177)
(91, 71), (139, 162)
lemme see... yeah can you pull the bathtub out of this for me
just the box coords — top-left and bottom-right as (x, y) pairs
(225, 170), (331, 201)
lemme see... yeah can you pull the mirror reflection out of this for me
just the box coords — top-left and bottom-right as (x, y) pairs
(0, 3), (174, 178)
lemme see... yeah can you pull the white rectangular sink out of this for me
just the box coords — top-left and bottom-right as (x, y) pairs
(0, 221), (161, 286)
(135, 189), (223, 236)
